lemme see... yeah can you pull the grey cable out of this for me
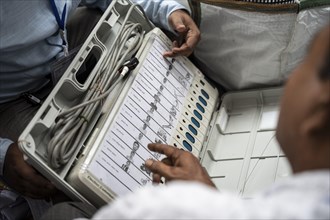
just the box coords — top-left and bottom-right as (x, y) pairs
(47, 3), (147, 169)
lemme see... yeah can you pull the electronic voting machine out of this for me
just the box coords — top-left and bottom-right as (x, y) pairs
(18, 0), (291, 207)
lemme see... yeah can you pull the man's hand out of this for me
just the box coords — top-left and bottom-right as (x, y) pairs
(3, 142), (57, 199)
(145, 143), (215, 188)
(164, 9), (200, 57)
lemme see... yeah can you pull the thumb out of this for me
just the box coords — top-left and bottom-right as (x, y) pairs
(171, 17), (187, 34)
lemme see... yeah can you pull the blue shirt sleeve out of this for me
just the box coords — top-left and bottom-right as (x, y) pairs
(132, 0), (188, 31)
(81, 0), (188, 31)
(0, 138), (13, 176)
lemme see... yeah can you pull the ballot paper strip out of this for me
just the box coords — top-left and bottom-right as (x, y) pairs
(87, 37), (194, 196)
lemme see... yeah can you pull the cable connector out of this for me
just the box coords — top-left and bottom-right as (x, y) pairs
(120, 57), (139, 77)
(120, 66), (130, 77)
(21, 92), (42, 106)
(125, 57), (139, 71)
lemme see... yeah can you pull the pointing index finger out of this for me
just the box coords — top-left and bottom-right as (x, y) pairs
(147, 143), (176, 157)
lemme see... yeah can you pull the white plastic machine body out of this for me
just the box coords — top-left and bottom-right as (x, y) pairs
(65, 30), (219, 206)
(200, 88), (292, 198)
(18, 0), (219, 207)
(18, 0), (291, 208)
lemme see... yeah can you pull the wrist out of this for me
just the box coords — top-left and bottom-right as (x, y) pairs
(201, 167), (216, 188)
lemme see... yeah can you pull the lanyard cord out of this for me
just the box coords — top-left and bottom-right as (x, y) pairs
(49, 0), (69, 56)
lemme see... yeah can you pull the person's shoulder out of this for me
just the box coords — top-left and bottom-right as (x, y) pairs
(262, 169), (330, 196)
(92, 181), (222, 219)
(254, 170), (330, 219)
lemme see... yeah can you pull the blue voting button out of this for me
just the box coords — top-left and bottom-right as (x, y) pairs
(185, 132), (195, 143)
(194, 110), (203, 121)
(188, 124), (197, 136)
(201, 89), (209, 100)
(196, 103), (205, 113)
(183, 140), (193, 152)
(199, 96), (207, 107)
(191, 117), (200, 128)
